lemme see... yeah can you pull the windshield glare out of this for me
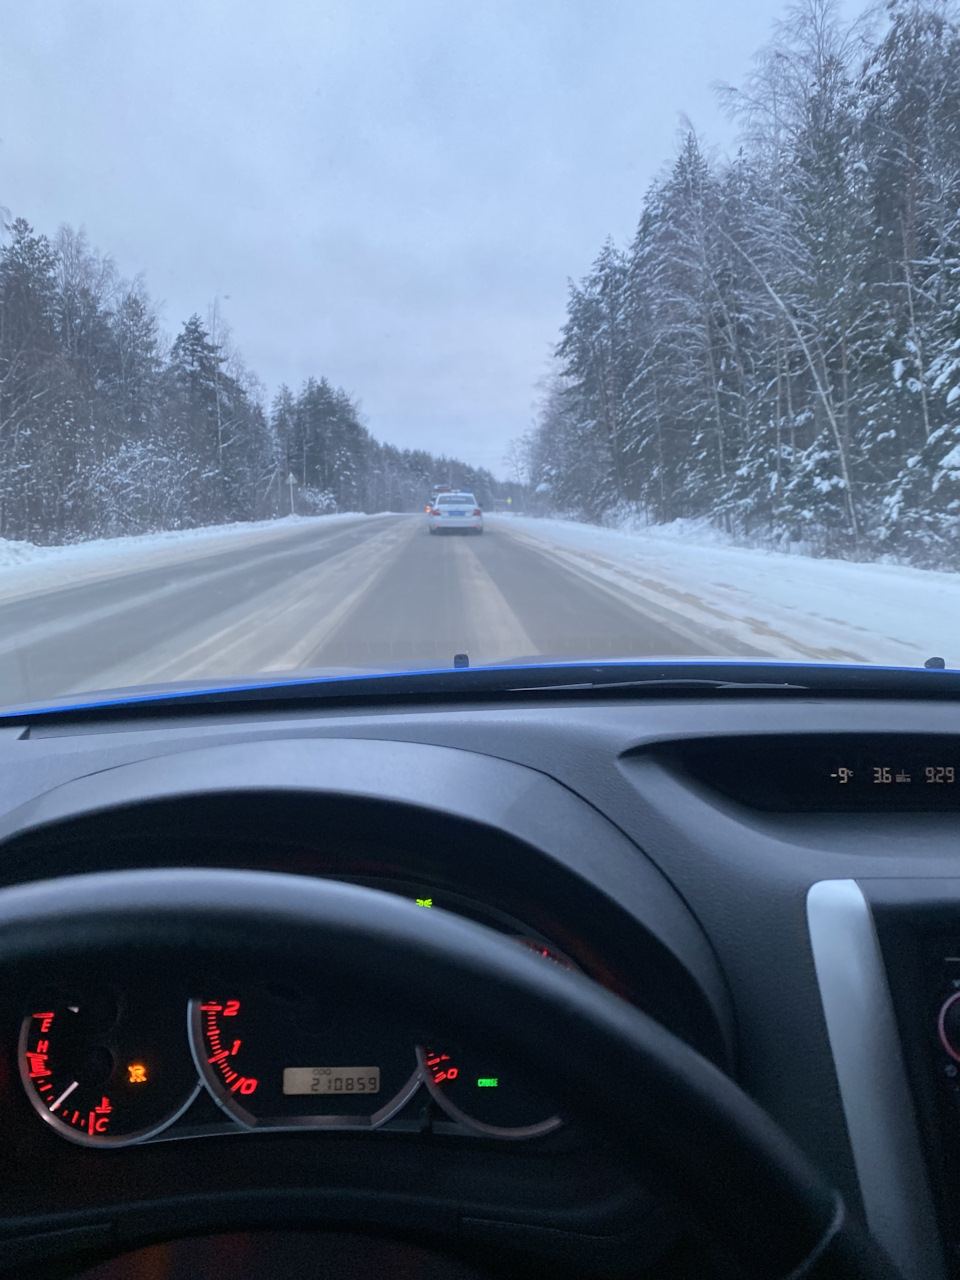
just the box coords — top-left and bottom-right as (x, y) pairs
(1, 0), (959, 709)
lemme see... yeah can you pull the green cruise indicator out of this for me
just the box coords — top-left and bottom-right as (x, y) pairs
(477, 1077), (498, 1088)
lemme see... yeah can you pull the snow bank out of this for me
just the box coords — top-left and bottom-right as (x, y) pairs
(0, 513), (374, 605)
(499, 514), (960, 668)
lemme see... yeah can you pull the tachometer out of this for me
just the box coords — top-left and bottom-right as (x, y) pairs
(189, 987), (420, 1129)
(19, 985), (200, 1147)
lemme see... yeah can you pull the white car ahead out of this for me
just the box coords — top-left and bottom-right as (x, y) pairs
(428, 492), (483, 534)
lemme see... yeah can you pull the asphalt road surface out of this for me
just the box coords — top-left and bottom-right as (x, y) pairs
(0, 515), (765, 708)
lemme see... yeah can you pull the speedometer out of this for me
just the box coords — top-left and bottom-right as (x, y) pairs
(189, 986), (420, 1129)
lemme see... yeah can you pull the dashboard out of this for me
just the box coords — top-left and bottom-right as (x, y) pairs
(17, 878), (576, 1150)
(1, 696), (960, 1277)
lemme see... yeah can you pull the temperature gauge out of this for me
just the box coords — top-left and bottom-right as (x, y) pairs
(19, 986), (200, 1147)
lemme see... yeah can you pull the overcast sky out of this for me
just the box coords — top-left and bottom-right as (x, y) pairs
(2, 0), (863, 475)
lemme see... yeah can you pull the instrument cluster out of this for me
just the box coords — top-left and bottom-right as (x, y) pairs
(17, 883), (576, 1149)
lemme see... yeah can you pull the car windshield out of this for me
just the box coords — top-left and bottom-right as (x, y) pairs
(2, 0), (959, 708)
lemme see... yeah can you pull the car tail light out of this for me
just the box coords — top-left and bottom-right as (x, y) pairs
(426, 505), (432, 513)
(473, 509), (481, 516)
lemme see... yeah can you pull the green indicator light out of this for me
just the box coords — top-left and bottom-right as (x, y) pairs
(477, 1077), (499, 1088)
(415, 898), (433, 908)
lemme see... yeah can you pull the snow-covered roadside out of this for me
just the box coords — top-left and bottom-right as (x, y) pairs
(0, 513), (377, 606)
(495, 515), (960, 668)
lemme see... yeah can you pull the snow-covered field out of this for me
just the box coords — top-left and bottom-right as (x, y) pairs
(0, 514), (374, 606)
(501, 515), (960, 668)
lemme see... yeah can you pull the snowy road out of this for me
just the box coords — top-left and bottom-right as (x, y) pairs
(0, 514), (764, 707)
(3, 510), (958, 708)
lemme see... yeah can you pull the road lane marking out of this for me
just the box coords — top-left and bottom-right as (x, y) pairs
(69, 519), (417, 689)
(0, 514), (385, 610)
(261, 520), (420, 670)
(0, 518), (388, 662)
(448, 538), (537, 664)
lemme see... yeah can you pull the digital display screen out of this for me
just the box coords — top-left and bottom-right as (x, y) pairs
(674, 736), (960, 812)
(282, 1067), (380, 1096)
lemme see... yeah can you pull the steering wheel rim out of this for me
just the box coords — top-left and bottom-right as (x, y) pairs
(0, 869), (899, 1280)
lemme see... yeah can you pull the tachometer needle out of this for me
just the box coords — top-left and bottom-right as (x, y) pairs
(49, 1081), (79, 1112)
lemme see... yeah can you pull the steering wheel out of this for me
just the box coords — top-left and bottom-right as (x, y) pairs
(0, 869), (899, 1280)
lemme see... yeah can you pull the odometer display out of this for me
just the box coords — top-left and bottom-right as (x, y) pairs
(283, 1066), (380, 1095)
(190, 989), (419, 1129)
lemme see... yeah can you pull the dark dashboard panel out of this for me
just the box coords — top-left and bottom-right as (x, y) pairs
(0, 739), (734, 1070)
(0, 738), (726, 1277)
(1, 702), (960, 1277)
(0, 885), (674, 1279)
(74, 1232), (494, 1280)
(860, 881), (960, 1280)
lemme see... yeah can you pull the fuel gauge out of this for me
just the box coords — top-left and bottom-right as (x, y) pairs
(419, 1043), (561, 1138)
(417, 935), (572, 1138)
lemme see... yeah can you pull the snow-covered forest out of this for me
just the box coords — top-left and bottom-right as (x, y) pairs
(0, 219), (498, 545)
(521, 0), (960, 567)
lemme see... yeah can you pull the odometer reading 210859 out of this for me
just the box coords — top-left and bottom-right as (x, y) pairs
(283, 1066), (380, 1095)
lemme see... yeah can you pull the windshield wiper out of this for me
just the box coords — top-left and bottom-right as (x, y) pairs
(506, 676), (809, 693)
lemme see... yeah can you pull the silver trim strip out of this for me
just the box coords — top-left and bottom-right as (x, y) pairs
(807, 879), (945, 1280)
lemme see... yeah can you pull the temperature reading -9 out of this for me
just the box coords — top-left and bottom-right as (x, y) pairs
(925, 766), (955, 783)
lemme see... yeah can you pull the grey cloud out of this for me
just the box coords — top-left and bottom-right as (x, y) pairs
(1, 0), (862, 473)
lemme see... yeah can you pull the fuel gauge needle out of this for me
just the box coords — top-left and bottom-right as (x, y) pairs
(49, 1080), (79, 1112)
